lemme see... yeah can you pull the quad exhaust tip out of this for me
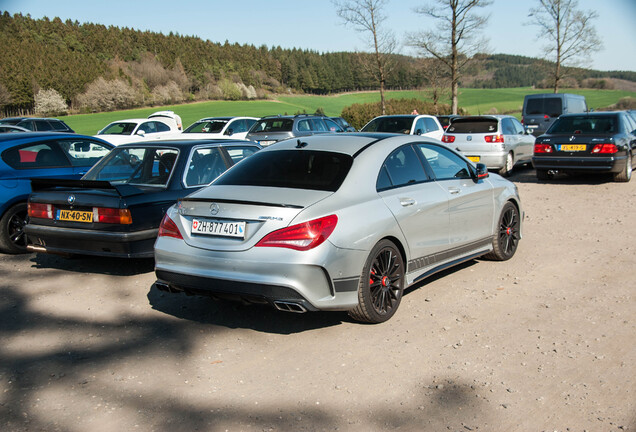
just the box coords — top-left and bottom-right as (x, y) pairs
(273, 301), (307, 313)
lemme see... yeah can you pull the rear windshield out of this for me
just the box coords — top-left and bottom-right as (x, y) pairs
(361, 117), (413, 134)
(446, 119), (498, 134)
(547, 115), (617, 134)
(215, 150), (352, 192)
(249, 118), (294, 133)
(525, 98), (563, 117)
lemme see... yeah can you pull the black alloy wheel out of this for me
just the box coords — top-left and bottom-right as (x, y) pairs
(349, 239), (405, 323)
(484, 202), (520, 261)
(0, 202), (29, 254)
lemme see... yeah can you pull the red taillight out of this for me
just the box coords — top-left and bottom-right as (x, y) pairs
(544, 114), (549, 119)
(93, 207), (132, 224)
(591, 143), (618, 154)
(534, 143), (553, 153)
(484, 134), (504, 143)
(442, 135), (455, 143)
(28, 203), (54, 219)
(158, 213), (183, 239)
(256, 215), (338, 251)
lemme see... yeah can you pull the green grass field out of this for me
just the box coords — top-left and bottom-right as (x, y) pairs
(63, 88), (636, 135)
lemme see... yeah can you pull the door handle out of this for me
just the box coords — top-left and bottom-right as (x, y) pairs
(400, 198), (416, 207)
(448, 187), (461, 195)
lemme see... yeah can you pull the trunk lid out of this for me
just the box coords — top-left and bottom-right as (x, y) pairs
(175, 185), (333, 251)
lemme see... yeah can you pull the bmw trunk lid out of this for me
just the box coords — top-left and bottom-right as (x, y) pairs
(174, 185), (332, 251)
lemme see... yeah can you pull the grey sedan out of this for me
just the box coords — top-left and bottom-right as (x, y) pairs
(154, 133), (523, 323)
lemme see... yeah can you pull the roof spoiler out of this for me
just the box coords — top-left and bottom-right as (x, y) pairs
(30, 178), (144, 197)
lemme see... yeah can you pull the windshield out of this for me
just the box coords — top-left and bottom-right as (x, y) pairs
(99, 122), (137, 135)
(547, 115), (617, 134)
(214, 150), (353, 192)
(84, 146), (179, 186)
(184, 120), (227, 134)
(361, 117), (413, 134)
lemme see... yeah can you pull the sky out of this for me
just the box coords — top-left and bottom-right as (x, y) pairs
(2, 0), (635, 72)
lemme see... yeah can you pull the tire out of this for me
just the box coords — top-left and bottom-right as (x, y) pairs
(349, 239), (405, 324)
(614, 153), (632, 183)
(498, 152), (514, 177)
(483, 202), (520, 261)
(0, 202), (30, 254)
(536, 169), (550, 180)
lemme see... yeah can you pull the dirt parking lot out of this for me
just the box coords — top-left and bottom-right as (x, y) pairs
(0, 167), (634, 432)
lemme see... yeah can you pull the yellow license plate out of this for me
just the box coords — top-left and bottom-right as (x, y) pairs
(467, 156), (480, 162)
(58, 209), (93, 222)
(560, 144), (586, 151)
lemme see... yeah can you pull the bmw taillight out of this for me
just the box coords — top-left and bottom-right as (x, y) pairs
(158, 213), (183, 239)
(256, 215), (337, 251)
(534, 143), (553, 153)
(442, 135), (455, 143)
(591, 143), (618, 154)
(485, 134), (504, 143)
(93, 207), (132, 224)
(28, 203), (54, 219)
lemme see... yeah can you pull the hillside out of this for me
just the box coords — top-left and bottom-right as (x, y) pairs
(0, 12), (634, 116)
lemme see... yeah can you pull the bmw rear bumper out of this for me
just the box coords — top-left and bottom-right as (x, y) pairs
(25, 224), (157, 258)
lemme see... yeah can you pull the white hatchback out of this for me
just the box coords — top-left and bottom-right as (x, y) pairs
(95, 111), (182, 145)
(360, 114), (444, 141)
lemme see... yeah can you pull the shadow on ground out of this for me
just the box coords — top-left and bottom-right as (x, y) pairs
(30, 253), (154, 276)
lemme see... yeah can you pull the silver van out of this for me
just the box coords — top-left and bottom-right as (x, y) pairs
(522, 93), (588, 136)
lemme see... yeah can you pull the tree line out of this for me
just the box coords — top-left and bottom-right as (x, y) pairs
(0, 11), (633, 116)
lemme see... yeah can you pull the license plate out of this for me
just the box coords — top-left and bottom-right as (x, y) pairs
(527, 125), (538, 128)
(559, 144), (586, 151)
(467, 156), (480, 162)
(191, 218), (246, 238)
(258, 140), (276, 146)
(57, 209), (93, 223)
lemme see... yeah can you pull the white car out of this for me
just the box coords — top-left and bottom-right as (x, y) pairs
(95, 111), (182, 145)
(360, 114), (444, 141)
(177, 117), (259, 141)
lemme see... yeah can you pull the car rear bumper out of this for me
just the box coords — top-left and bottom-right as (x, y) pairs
(463, 151), (507, 169)
(25, 224), (157, 258)
(532, 155), (627, 173)
(154, 237), (365, 311)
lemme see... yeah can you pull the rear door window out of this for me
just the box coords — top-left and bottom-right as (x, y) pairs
(377, 145), (429, 191)
(57, 139), (112, 167)
(185, 147), (226, 187)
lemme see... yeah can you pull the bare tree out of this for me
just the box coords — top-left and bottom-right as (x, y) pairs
(528, 0), (602, 93)
(421, 58), (451, 115)
(334, 0), (396, 114)
(407, 0), (491, 114)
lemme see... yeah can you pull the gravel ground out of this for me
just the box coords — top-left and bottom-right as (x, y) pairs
(0, 167), (634, 432)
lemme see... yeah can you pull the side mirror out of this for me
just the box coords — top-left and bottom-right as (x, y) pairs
(474, 163), (489, 180)
(136, 130), (146, 136)
(415, 129), (423, 136)
(224, 128), (234, 136)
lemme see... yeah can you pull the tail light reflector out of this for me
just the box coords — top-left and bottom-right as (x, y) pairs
(485, 134), (504, 143)
(442, 135), (455, 143)
(256, 215), (338, 251)
(158, 213), (183, 239)
(534, 143), (553, 153)
(28, 203), (54, 219)
(591, 143), (618, 154)
(93, 207), (132, 224)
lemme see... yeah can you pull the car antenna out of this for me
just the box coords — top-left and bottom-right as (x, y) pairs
(296, 139), (308, 148)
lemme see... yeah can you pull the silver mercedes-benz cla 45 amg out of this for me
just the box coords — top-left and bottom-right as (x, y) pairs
(154, 133), (522, 323)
